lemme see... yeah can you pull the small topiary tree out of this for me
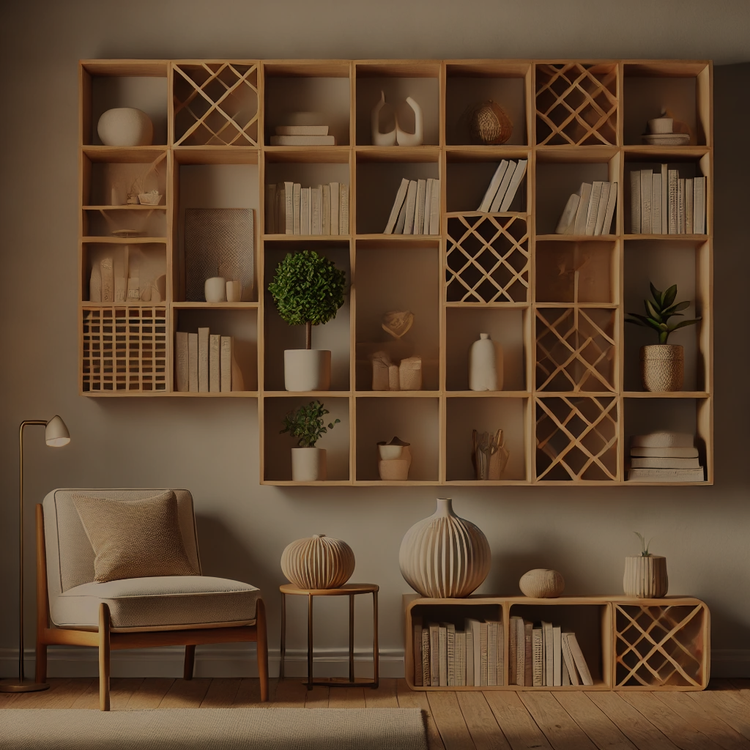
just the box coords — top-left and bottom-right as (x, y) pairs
(268, 250), (346, 349)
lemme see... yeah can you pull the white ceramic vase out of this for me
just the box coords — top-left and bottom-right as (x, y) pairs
(399, 497), (491, 598)
(291, 447), (327, 482)
(97, 107), (154, 146)
(280, 534), (355, 589)
(204, 276), (226, 302)
(284, 349), (331, 391)
(623, 555), (668, 598)
(469, 333), (503, 391)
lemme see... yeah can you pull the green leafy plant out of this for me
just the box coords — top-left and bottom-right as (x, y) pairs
(634, 532), (652, 557)
(625, 282), (700, 345)
(268, 250), (346, 349)
(281, 400), (340, 448)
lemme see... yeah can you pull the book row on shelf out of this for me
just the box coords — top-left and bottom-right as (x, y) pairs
(477, 159), (528, 213)
(555, 180), (618, 236)
(630, 166), (706, 235)
(174, 328), (243, 393)
(627, 431), (705, 482)
(384, 177), (441, 235)
(264, 181), (349, 236)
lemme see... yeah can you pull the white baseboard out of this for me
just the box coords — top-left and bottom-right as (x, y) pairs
(3, 647), (749, 681)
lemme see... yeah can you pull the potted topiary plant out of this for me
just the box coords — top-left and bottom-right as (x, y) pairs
(268, 249), (347, 391)
(623, 532), (668, 598)
(281, 400), (340, 481)
(625, 282), (701, 392)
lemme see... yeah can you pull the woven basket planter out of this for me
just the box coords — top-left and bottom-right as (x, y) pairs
(640, 344), (684, 392)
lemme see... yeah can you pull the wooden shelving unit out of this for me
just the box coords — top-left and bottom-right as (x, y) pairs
(404, 595), (710, 691)
(78, 58), (713, 485)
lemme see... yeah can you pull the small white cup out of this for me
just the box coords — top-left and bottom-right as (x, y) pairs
(648, 117), (673, 134)
(226, 280), (242, 302)
(205, 276), (226, 303)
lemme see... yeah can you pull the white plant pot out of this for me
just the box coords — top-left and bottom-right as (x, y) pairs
(97, 107), (154, 147)
(291, 447), (327, 482)
(284, 349), (331, 392)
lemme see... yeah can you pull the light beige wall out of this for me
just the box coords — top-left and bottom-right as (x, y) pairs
(1, 0), (749, 678)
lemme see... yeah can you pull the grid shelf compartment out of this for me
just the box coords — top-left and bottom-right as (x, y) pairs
(82, 307), (168, 393)
(446, 215), (530, 303)
(614, 601), (709, 689)
(173, 62), (260, 146)
(536, 63), (618, 147)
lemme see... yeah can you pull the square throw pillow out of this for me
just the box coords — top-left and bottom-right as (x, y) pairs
(72, 490), (199, 582)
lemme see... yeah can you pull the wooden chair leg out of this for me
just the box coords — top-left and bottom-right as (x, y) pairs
(184, 645), (196, 680)
(35, 642), (48, 684)
(256, 598), (269, 702)
(98, 603), (111, 711)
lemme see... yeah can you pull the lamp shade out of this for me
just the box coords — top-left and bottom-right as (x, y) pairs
(45, 415), (70, 447)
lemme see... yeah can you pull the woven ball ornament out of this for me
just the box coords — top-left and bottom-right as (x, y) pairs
(519, 568), (565, 598)
(469, 100), (513, 145)
(281, 534), (355, 589)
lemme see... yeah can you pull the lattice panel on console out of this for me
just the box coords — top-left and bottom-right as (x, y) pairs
(82, 307), (168, 392)
(446, 215), (529, 303)
(173, 62), (259, 146)
(536, 63), (618, 146)
(614, 603), (709, 689)
(536, 396), (618, 481)
(536, 307), (617, 392)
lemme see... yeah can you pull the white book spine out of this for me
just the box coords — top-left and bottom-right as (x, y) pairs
(188, 332), (198, 393)
(198, 327), (210, 393)
(175, 331), (189, 392)
(220, 336), (233, 392)
(209, 334), (221, 393)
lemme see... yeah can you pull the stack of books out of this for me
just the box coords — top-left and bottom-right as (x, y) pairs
(412, 617), (504, 687)
(265, 181), (348, 236)
(269, 123), (335, 146)
(628, 431), (704, 482)
(509, 615), (593, 687)
(630, 166), (706, 235)
(555, 180), (617, 235)
(384, 177), (440, 235)
(175, 328), (240, 393)
(476, 159), (527, 213)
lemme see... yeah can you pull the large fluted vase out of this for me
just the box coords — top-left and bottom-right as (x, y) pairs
(281, 534), (355, 589)
(399, 497), (491, 598)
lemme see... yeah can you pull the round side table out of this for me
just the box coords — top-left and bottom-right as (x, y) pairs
(279, 583), (379, 689)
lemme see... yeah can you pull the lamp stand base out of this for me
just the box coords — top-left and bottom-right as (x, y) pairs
(0, 679), (50, 693)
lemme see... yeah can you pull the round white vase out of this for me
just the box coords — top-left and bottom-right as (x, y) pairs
(469, 333), (503, 391)
(284, 349), (331, 391)
(399, 497), (491, 598)
(291, 447), (327, 482)
(280, 534), (355, 589)
(97, 107), (154, 146)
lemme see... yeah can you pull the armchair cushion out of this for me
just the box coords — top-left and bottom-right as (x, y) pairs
(50, 576), (261, 632)
(72, 490), (199, 583)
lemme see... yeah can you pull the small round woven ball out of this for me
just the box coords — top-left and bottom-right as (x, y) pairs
(281, 534), (355, 589)
(469, 100), (513, 145)
(519, 568), (565, 598)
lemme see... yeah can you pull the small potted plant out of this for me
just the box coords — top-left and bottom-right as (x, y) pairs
(281, 400), (340, 481)
(626, 282), (701, 392)
(268, 249), (347, 391)
(623, 532), (668, 598)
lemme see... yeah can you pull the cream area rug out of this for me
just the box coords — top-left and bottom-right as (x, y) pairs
(0, 708), (428, 750)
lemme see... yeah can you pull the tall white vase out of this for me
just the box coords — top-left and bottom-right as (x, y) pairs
(399, 497), (491, 598)
(469, 333), (503, 391)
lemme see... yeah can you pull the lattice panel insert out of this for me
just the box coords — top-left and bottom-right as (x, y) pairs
(446, 215), (529, 303)
(536, 63), (618, 146)
(536, 307), (617, 392)
(173, 63), (259, 146)
(536, 396), (618, 481)
(614, 603), (708, 689)
(82, 307), (168, 392)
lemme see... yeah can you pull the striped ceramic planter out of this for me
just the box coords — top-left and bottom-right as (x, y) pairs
(623, 555), (669, 598)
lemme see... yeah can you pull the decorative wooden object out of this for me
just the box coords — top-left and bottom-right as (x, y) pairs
(469, 100), (513, 145)
(280, 534), (355, 589)
(78, 59), (713, 485)
(404, 595), (710, 691)
(623, 555), (668, 598)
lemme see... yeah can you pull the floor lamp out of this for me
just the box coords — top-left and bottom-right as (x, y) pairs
(0, 415), (71, 693)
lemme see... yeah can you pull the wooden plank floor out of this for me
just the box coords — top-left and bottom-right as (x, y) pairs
(2, 677), (749, 749)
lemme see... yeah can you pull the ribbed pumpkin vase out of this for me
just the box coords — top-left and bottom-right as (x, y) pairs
(623, 555), (668, 598)
(399, 497), (491, 598)
(281, 534), (355, 589)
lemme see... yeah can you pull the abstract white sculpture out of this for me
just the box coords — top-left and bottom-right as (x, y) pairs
(370, 92), (423, 147)
(396, 96), (424, 147)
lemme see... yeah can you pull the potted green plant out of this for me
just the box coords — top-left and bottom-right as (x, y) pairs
(623, 532), (668, 598)
(268, 249), (347, 391)
(625, 282), (701, 392)
(281, 400), (340, 481)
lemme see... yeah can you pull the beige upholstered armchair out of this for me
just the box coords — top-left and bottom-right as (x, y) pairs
(36, 488), (268, 710)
